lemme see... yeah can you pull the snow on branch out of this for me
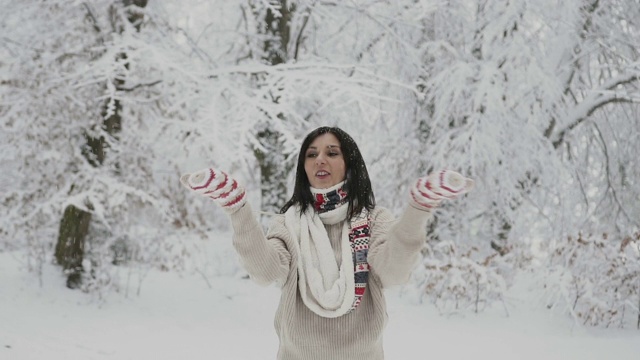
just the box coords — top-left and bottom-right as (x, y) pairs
(552, 73), (640, 148)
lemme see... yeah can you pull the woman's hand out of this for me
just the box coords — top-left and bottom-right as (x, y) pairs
(410, 169), (474, 210)
(180, 168), (247, 214)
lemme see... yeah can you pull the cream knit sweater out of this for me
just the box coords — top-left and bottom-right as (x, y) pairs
(230, 203), (431, 360)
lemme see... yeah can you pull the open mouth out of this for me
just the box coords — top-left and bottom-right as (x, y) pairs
(316, 170), (330, 178)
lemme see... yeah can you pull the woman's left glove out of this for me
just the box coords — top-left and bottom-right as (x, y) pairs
(410, 169), (474, 210)
(180, 167), (247, 214)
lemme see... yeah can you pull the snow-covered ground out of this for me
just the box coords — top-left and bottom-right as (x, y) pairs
(2, 239), (639, 360)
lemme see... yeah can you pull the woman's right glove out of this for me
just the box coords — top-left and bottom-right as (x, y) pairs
(180, 168), (247, 214)
(410, 169), (474, 211)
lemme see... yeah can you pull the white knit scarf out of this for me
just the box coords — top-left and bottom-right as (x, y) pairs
(284, 182), (369, 318)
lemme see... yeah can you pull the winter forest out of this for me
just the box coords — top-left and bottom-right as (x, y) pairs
(2, 0), (640, 343)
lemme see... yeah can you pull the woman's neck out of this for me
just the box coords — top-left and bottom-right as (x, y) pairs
(311, 181), (347, 213)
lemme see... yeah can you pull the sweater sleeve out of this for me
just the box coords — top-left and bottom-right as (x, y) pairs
(367, 206), (433, 288)
(229, 203), (291, 286)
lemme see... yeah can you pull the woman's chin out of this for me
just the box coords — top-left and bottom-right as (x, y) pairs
(310, 180), (338, 189)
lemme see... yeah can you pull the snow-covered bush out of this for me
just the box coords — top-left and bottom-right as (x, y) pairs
(543, 232), (640, 328)
(412, 240), (512, 314)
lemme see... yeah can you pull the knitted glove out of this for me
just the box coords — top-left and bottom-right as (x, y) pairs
(410, 169), (474, 210)
(180, 168), (247, 214)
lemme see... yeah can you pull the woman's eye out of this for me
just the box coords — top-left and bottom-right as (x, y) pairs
(328, 152), (340, 157)
(306, 153), (317, 158)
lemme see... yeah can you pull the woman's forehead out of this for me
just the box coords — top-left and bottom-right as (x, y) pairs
(309, 133), (340, 145)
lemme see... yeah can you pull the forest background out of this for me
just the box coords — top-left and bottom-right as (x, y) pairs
(1, 0), (639, 330)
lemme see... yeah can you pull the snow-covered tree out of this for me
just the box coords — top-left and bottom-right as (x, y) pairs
(2, 0), (638, 323)
(1, 0), (219, 292)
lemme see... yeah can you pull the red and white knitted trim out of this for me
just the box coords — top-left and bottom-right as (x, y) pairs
(183, 168), (246, 213)
(410, 170), (472, 210)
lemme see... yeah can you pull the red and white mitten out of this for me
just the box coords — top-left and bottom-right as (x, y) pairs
(410, 169), (474, 211)
(180, 168), (247, 214)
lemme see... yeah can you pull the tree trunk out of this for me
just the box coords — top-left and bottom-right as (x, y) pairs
(252, 0), (296, 214)
(55, 205), (92, 288)
(54, 0), (148, 288)
(253, 124), (293, 213)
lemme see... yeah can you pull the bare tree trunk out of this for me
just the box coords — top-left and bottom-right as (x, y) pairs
(55, 205), (92, 288)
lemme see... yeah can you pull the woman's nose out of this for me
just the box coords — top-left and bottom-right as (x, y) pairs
(315, 154), (326, 164)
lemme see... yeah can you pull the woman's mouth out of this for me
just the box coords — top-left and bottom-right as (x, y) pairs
(316, 170), (330, 179)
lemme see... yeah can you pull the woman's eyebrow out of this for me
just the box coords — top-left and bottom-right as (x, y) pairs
(307, 145), (341, 150)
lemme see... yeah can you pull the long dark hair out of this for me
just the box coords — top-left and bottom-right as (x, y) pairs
(280, 126), (376, 220)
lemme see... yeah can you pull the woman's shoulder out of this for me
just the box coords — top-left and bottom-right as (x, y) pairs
(369, 206), (395, 222)
(265, 211), (291, 240)
(370, 205), (391, 215)
(266, 211), (286, 227)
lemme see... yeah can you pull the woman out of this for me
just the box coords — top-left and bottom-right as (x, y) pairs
(180, 126), (473, 360)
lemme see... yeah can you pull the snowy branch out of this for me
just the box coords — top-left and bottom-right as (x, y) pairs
(551, 73), (639, 148)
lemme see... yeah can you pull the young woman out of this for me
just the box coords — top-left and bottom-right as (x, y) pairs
(180, 126), (473, 360)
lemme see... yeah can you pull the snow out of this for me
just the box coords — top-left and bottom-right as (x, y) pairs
(2, 1), (640, 358)
(2, 236), (639, 360)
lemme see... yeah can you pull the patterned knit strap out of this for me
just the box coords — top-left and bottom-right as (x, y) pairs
(347, 210), (370, 313)
(180, 168), (247, 213)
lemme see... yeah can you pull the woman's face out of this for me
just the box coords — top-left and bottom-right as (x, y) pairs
(304, 133), (346, 189)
